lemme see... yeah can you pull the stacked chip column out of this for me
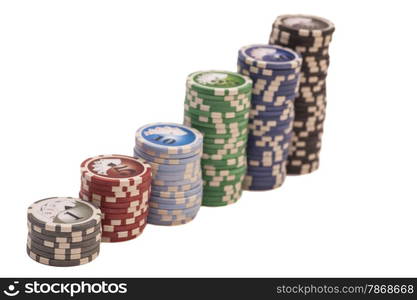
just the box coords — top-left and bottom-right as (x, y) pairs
(183, 71), (252, 206)
(26, 197), (102, 267)
(79, 154), (151, 242)
(269, 14), (335, 174)
(237, 45), (302, 190)
(134, 123), (203, 225)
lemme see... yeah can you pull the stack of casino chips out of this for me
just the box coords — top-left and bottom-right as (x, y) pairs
(134, 123), (203, 225)
(26, 197), (101, 267)
(237, 44), (302, 190)
(269, 14), (335, 174)
(79, 154), (151, 242)
(183, 71), (252, 206)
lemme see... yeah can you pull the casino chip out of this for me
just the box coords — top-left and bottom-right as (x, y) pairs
(134, 123), (203, 225)
(237, 45), (301, 190)
(269, 14), (335, 175)
(183, 71), (252, 206)
(79, 154), (151, 241)
(26, 197), (102, 267)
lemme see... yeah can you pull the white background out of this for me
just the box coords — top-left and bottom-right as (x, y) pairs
(1, 0), (416, 277)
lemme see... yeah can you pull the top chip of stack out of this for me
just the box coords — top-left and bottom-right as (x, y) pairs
(269, 15), (335, 175)
(271, 14), (335, 38)
(79, 154), (151, 242)
(135, 123), (203, 159)
(237, 44), (302, 190)
(26, 197), (102, 267)
(134, 123), (203, 225)
(186, 71), (252, 96)
(184, 71), (252, 206)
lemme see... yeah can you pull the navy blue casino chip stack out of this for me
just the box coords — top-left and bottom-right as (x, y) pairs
(237, 44), (302, 190)
(269, 14), (335, 175)
(134, 123), (203, 226)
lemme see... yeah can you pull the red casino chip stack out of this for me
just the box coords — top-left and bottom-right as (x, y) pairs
(79, 154), (151, 243)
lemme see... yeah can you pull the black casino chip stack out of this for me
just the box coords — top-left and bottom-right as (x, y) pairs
(269, 14), (335, 175)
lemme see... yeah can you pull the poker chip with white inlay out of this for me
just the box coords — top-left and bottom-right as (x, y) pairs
(269, 14), (335, 175)
(237, 44), (301, 190)
(184, 71), (252, 206)
(79, 154), (151, 241)
(134, 123), (203, 225)
(26, 197), (102, 267)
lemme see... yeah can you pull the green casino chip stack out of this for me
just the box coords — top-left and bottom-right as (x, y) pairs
(184, 71), (252, 206)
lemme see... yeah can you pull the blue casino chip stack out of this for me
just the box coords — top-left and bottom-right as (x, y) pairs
(134, 123), (203, 226)
(237, 44), (302, 190)
(269, 14), (335, 175)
